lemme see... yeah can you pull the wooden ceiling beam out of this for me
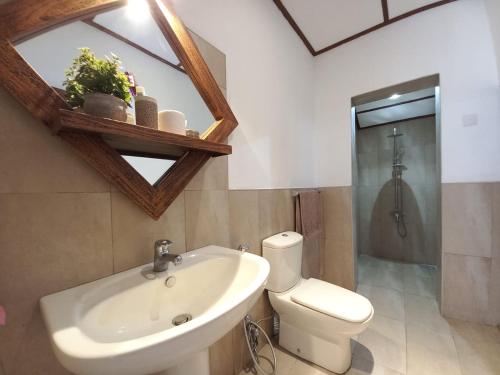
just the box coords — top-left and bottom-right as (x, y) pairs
(381, 0), (389, 22)
(273, 0), (458, 57)
(273, 0), (316, 56)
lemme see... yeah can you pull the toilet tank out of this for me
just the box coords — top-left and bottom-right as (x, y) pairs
(262, 231), (303, 292)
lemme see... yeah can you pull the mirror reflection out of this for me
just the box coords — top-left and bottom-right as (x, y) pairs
(15, 3), (218, 185)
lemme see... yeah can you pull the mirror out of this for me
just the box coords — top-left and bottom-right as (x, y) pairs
(14, 2), (223, 185)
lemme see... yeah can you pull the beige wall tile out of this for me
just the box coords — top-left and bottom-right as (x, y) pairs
(189, 30), (227, 90)
(321, 187), (355, 290)
(209, 330), (234, 375)
(229, 190), (260, 254)
(6, 305), (70, 375)
(185, 156), (228, 191)
(322, 186), (353, 241)
(258, 189), (294, 240)
(324, 236), (355, 290)
(0, 88), (110, 194)
(111, 191), (186, 272)
(442, 253), (491, 324)
(0, 193), (113, 373)
(442, 183), (493, 257)
(185, 190), (230, 250)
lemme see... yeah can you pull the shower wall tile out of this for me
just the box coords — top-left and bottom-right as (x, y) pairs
(357, 186), (378, 227)
(404, 146), (427, 186)
(357, 126), (379, 153)
(442, 183), (492, 258)
(358, 151), (379, 186)
(377, 148), (393, 184)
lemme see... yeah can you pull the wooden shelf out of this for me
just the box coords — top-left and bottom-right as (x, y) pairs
(57, 109), (231, 160)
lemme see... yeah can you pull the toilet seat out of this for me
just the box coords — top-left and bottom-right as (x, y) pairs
(290, 278), (372, 323)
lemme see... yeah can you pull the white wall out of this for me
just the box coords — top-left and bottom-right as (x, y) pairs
(172, 0), (316, 190)
(313, 0), (500, 186)
(484, 0), (500, 80)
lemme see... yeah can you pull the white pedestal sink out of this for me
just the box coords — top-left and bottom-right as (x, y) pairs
(40, 246), (270, 375)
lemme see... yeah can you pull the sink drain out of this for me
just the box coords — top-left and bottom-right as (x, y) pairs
(172, 314), (192, 326)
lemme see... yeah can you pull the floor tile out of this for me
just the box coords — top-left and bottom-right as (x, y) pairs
(403, 272), (436, 297)
(357, 284), (405, 321)
(404, 293), (450, 335)
(406, 322), (457, 358)
(257, 344), (296, 375)
(359, 267), (404, 292)
(449, 319), (500, 375)
(406, 340), (462, 375)
(348, 355), (405, 375)
(354, 315), (406, 374)
(290, 359), (334, 375)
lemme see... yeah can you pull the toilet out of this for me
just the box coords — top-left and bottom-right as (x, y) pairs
(262, 231), (374, 374)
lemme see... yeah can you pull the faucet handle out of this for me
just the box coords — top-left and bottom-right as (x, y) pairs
(238, 243), (250, 253)
(155, 239), (173, 252)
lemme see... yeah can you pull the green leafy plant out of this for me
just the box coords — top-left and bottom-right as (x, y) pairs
(64, 48), (132, 108)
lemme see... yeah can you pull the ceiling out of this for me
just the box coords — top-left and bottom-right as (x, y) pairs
(274, 0), (457, 56)
(355, 87), (436, 128)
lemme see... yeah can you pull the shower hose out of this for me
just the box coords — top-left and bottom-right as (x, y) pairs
(243, 314), (277, 375)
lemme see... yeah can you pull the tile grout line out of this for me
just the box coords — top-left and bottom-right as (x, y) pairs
(109, 191), (115, 274)
(404, 291), (409, 375)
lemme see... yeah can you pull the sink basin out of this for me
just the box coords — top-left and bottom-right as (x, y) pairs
(40, 246), (270, 375)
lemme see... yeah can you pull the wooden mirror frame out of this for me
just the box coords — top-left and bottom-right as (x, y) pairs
(0, 0), (238, 219)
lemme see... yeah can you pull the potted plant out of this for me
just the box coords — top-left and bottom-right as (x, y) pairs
(64, 48), (132, 121)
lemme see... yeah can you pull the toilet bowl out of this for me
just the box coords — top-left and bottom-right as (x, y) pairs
(262, 231), (373, 374)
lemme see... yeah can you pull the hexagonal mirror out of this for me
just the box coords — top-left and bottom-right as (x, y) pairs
(14, 1), (223, 185)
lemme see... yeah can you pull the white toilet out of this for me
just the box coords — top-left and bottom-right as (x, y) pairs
(262, 231), (374, 374)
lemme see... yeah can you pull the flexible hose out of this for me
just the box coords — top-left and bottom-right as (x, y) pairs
(243, 316), (277, 375)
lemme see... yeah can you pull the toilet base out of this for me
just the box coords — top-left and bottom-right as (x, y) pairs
(279, 321), (352, 374)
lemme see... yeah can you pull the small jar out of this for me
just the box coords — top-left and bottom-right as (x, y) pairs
(135, 87), (158, 129)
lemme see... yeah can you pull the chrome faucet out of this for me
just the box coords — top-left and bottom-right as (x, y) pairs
(153, 239), (182, 272)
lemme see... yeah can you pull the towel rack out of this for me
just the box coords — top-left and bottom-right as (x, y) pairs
(292, 189), (320, 197)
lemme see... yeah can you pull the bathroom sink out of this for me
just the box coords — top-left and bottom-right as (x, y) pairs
(40, 246), (270, 375)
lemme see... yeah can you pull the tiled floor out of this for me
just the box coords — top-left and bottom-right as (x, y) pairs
(240, 255), (500, 375)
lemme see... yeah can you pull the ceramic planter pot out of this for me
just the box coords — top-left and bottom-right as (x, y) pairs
(83, 93), (127, 122)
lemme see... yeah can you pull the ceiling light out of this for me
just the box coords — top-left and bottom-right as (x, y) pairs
(389, 94), (401, 100)
(127, 0), (150, 22)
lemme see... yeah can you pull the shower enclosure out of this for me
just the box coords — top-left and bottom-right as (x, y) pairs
(352, 84), (440, 266)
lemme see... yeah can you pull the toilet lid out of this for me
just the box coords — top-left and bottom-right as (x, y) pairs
(290, 278), (373, 323)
